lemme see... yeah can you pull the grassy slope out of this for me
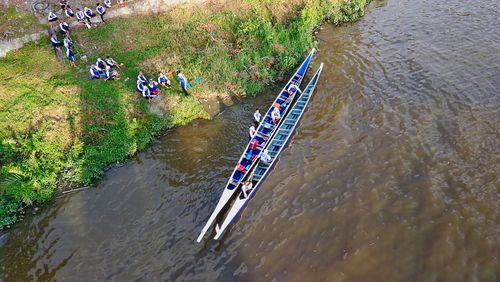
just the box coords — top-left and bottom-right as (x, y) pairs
(0, 6), (44, 37)
(0, 0), (367, 228)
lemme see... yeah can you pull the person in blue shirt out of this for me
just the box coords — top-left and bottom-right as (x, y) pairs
(177, 71), (189, 95)
(148, 80), (161, 95)
(50, 33), (63, 60)
(105, 56), (121, 69)
(58, 20), (70, 34)
(48, 11), (58, 23)
(66, 47), (76, 67)
(96, 3), (106, 22)
(84, 7), (95, 22)
(76, 8), (91, 29)
(90, 64), (101, 79)
(253, 108), (261, 127)
(59, 0), (68, 11)
(137, 71), (148, 84)
(158, 71), (171, 88)
(96, 58), (106, 70)
(142, 87), (157, 99)
(50, 34), (62, 47)
(136, 80), (145, 92)
(63, 34), (73, 49)
(64, 5), (74, 17)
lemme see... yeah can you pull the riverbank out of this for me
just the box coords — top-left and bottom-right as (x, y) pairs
(0, 0), (368, 229)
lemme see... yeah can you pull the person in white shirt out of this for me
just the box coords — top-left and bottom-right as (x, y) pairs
(105, 56), (121, 69)
(63, 34), (73, 49)
(285, 83), (302, 104)
(248, 125), (256, 140)
(104, 0), (112, 8)
(158, 71), (171, 88)
(253, 108), (261, 127)
(96, 3), (106, 22)
(48, 11), (58, 22)
(260, 149), (272, 164)
(271, 106), (281, 124)
(76, 8), (91, 29)
(241, 180), (253, 198)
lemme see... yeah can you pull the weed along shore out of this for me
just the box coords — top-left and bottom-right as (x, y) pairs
(0, 0), (368, 229)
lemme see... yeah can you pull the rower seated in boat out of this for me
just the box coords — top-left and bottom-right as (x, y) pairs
(241, 180), (253, 198)
(271, 106), (281, 124)
(284, 83), (302, 105)
(260, 149), (272, 164)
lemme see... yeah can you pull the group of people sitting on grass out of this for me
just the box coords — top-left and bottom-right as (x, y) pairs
(136, 71), (172, 99)
(48, 0), (111, 30)
(89, 56), (121, 80)
(135, 70), (193, 99)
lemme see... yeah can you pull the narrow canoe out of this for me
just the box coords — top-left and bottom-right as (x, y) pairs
(196, 49), (316, 243)
(213, 63), (324, 240)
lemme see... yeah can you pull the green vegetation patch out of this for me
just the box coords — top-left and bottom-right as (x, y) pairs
(0, 6), (44, 38)
(0, 0), (367, 229)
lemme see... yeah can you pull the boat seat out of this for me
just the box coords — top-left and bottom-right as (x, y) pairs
(272, 140), (285, 147)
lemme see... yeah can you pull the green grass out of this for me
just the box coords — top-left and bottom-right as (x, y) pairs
(0, 0), (368, 229)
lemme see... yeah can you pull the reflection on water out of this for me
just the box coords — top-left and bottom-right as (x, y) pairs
(1, 0), (499, 280)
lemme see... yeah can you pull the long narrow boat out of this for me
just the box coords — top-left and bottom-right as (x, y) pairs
(196, 49), (316, 243)
(213, 63), (324, 240)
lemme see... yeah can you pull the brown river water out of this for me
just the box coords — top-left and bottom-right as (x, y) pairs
(1, 0), (499, 280)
